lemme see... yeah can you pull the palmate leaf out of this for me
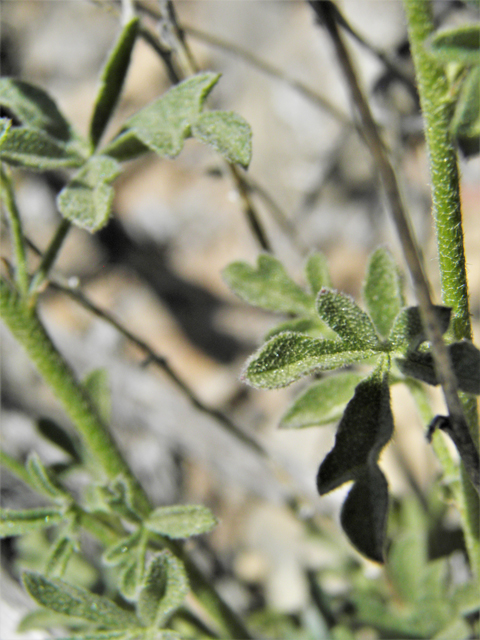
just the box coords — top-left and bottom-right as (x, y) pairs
(316, 289), (380, 349)
(223, 254), (313, 315)
(363, 247), (404, 338)
(144, 504), (217, 539)
(243, 331), (380, 389)
(280, 372), (365, 428)
(0, 507), (63, 537)
(23, 572), (139, 628)
(191, 111), (252, 167)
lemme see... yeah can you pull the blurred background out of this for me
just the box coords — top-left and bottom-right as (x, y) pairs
(1, 1), (479, 637)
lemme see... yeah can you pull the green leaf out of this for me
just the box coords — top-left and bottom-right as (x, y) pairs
(428, 24), (480, 65)
(83, 368), (111, 425)
(57, 632), (137, 640)
(23, 572), (139, 628)
(362, 248), (404, 338)
(243, 332), (380, 389)
(0, 78), (74, 142)
(340, 464), (389, 563)
(191, 110), (252, 167)
(388, 305), (451, 352)
(27, 453), (71, 502)
(223, 254), (313, 315)
(118, 556), (145, 602)
(137, 550), (189, 628)
(89, 18), (139, 149)
(396, 340), (480, 394)
(0, 117), (11, 143)
(317, 372), (393, 494)
(432, 618), (471, 640)
(452, 65), (480, 157)
(0, 126), (84, 170)
(102, 130), (151, 162)
(280, 372), (365, 428)
(45, 536), (75, 578)
(57, 155), (121, 232)
(97, 476), (143, 522)
(451, 581), (480, 615)
(144, 504), (217, 539)
(264, 316), (331, 339)
(0, 507), (62, 537)
(305, 252), (332, 296)
(37, 418), (80, 461)
(103, 530), (143, 566)
(116, 72), (220, 158)
(316, 289), (380, 349)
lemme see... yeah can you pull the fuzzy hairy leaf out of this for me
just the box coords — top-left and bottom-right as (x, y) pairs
(102, 131), (150, 162)
(0, 507), (62, 537)
(363, 248), (404, 338)
(223, 254), (312, 315)
(57, 632), (136, 640)
(89, 18), (139, 149)
(432, 618), (472, 640)
(57, 155), (121, 232)
(145, 504), (217, 539)
(0, 126), (84, 170)
(317, 372), (393, 494)
(243, 332), (379, 389)
(46, 536), (75, 578)
(83, 368), (111, 425)
(280, 372), (365, 428)
(305, 252), (332, 296)
(23, 572), (138, 628)
(428, 24), (480, 65)
(0, 78), (74, 142)
(316, 289), (380, 349)
(37, 418), (80, 461)
(118, 556), (145, 602)
(118, 73), (220, 158)
(191, 111), (252, 167)
(27, 453), (71, 502)
(389, 305), (451, 353)
(452, 65), (480, 157)
(265, 316), (331, 340)
(340, 464), (389, 563)
(137, 550), (189, 628)
(103, 530), (143, 566)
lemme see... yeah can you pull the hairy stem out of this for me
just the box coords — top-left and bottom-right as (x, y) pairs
(29, 219), (71, 298)
(0, 167), (29, 296)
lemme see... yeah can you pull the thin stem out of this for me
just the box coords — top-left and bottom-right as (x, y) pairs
(309, 0), (479, 494)
(0, 450), (36, 490)
(29, 218), (71, 298)
(0, 166), (29, 296)
(229, 165), (272, 252)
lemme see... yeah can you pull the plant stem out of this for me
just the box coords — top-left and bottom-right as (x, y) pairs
(403, 0), (479, 575)
(0, 166), (29, 296)
(29, 219), (71, 298)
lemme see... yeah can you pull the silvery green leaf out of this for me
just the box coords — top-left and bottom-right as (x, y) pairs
(23, 572), (139, 628)
(89, 18), (139, 149)
(363, 248), (404, 338)
(316, 289), (380, 349)
(99, 476), (143, 522)
(117, 73), (220, 158)
(317, 371), (393, 494)
(57, 631), (140, 640)
(0, 507), (62, 537)
(83, 368), (111, 425)
(57, 155), (121, 232)
(118, 555), (145, 602)
(265, 316), (331, 340)
(243, 332), (379, 389)
(191, 110), (252, 167)
(451, 65), (480, 158)
(144, 504), (217, 539)
(280, 372), (365, 428)
(103, 530), (143, 566)
(340, 464), (389, 563)
(137, 550), (188, 628)
(0, 78), (74, 142)
(305, 252), (332, 296)
(102, 130), (150, 162)
(0, 117), (11, 143)
(0, 126), (84, 170)
(45, 536), (75, 578)
(27, 453), (71, 502)
(428, 24), (480, 65)
(37, 418), (80, 462)
(223, 255), (313, 315)
(18, 608), (88, 633)
(389, 305), (451, 353)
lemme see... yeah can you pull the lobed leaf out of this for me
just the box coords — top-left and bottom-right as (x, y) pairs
(223, 254), (313, 315)
(57, 155), (121, 232)
(362, 247), (404, 338)
(137, 550), (189, 628)
(117, 73), (220, 159)
(316, 289), (380, 349)
(243, 331), (379, 389)
(23, 572), (139, 628)
(340, 464), (389, 563)
(0, 507), (62, 537)
(428, 24), (480, 65)
(0, 126), (84, 170)
(89, 18), (139, 149)
(305, 252), (332, 296)
(191, 110), (252, 167)
(388, 305), (451, 353)
(317, 372), (393, 494)
(145, 504), (217, 539)
(280, 372), (365, 428)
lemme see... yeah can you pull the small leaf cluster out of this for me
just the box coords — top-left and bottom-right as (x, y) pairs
(224, 248), (480, 562)
(0, 369), (217, 639)
(0, 17), (252, 232)
(427, 23), (480, 157)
